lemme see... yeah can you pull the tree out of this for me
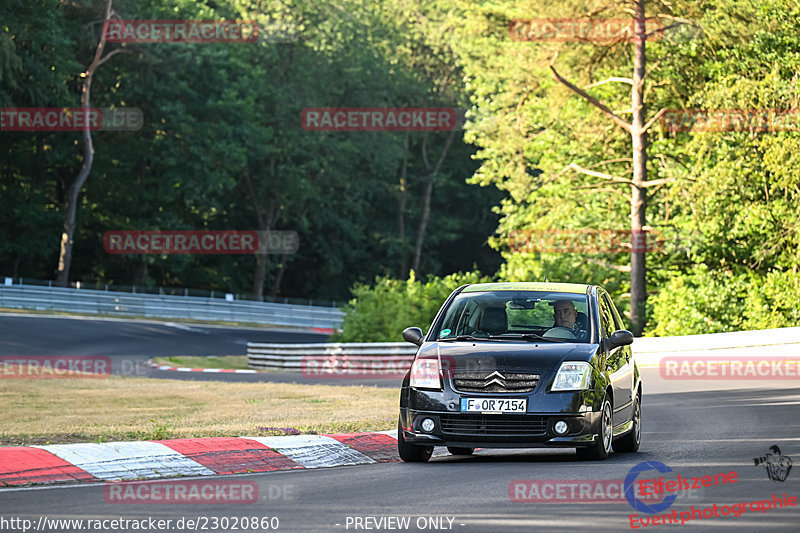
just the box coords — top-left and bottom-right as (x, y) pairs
(436, 0), (707, 333)
(55, 0), (126, 285)
(547, 0), (681, 335)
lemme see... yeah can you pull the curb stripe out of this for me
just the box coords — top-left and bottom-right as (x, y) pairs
(245, 435), (375, 468)
(327, 433), (400, 463)
(145, 360), (257, 374)
(1, 431), (401, 487)
(157, 437), (303, 474)
(0, 447), (96, 486)
(370, 429), (450, 458)
(33, 441), (216, 481)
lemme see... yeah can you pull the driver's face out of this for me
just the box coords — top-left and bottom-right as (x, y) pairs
(554, 301), (577, 329)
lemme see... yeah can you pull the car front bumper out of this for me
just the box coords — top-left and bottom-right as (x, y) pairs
(400, 386), (605, 449)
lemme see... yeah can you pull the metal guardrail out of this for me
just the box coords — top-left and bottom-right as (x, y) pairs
(247, 342), (417, 371)
(632, 327), (800, 365)
(249, 327), (800, 372)
(0, 283), (343, 329)
(3, 276), (340, 307)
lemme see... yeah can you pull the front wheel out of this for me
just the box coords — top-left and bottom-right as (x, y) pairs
(576, 396), (613, 461)
(397, 418), (432, 463)
(613, 392), (641, 453)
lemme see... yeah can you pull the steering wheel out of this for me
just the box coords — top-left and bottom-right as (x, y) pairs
(543, 327), (577, 339)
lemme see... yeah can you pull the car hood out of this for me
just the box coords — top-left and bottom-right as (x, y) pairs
(419, 341), (599, 373)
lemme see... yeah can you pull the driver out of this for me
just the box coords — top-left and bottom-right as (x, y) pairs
(553, 299), (578, 330)
(543, 299), (579, 339)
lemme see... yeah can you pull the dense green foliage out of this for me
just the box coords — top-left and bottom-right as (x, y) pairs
(646, 0), (800, 334)
(0, 0), (501, 300)
(3, 0), (799, 335)
(651, 266), (800, 336)
(335, 0), (800, 340)
(332, 270), (489, 342)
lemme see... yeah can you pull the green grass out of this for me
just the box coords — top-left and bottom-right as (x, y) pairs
(151, 355), (251, 370)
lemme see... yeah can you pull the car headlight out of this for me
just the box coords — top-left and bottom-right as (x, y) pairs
(410, 357), (442, 389)
(552, 362), (591, 391)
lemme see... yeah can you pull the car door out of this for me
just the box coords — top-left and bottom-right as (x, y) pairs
(608, 294), (635, 417)
(599, 292), (633, 426)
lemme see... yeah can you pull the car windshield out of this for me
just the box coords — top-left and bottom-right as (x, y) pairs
(435, 290), (590, 343)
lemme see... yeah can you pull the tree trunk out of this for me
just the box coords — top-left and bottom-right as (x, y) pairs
(398, 132), (409, 277)
(243, 163), (267, 301)
(253, 254), (268, 301)
(55, 0), (119, 286)
(412, 175), (433, 273)
(412, 129), (457, 272)
(243, 160), (281, 301)
(133, 260), (149, 286)
(56, 97), (97, 286)
(629, 0), (648, 336)
(268, 203), (308, 299)
(55, 171), (90, 286)
(548, 0), (660, 335)
(268, 260), (287, 300)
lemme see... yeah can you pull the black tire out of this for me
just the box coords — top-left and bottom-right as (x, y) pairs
(576, 396), (613, 461)
(612, 392), (641, 453)
(447, 447), (474, 456)
(397, 418), (432, 463)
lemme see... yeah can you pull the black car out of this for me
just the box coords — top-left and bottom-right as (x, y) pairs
(397, 282), (641, 462)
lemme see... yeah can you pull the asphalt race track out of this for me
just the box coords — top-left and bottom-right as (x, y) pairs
(0, 314), (405, 387)
(0, 313), (329, 356)
(2, 370), (799, 532)
(0, 314), (405, 386)
(1, 315), (799, 532)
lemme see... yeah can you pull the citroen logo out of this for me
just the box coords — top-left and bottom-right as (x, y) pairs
(484, 371), (506, 387)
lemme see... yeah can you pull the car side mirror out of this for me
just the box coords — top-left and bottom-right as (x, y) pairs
(402, 327), (424, 347)
(605, 329), (634, 350)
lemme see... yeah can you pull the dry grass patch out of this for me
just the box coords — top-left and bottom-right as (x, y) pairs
(0, 375), (397, 446)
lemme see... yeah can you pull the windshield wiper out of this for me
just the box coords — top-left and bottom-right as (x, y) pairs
(438, 334), (504, 342)
(439, 333), (564, 343)
(502, 333), (567, 343)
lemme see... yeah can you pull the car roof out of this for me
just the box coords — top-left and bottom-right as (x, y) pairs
(461, 282), (592, 294)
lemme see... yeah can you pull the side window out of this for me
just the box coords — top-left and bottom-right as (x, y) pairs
(598, 294), (615, 339)
(607, 295), (627, 332)
(438, 299), (466, 337)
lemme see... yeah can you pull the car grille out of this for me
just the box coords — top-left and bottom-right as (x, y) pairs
(440, 415), (548, 436)
(452, 371), (540, 393)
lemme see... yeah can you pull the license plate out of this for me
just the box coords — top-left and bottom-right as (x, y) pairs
(460, 397), (527, 413)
